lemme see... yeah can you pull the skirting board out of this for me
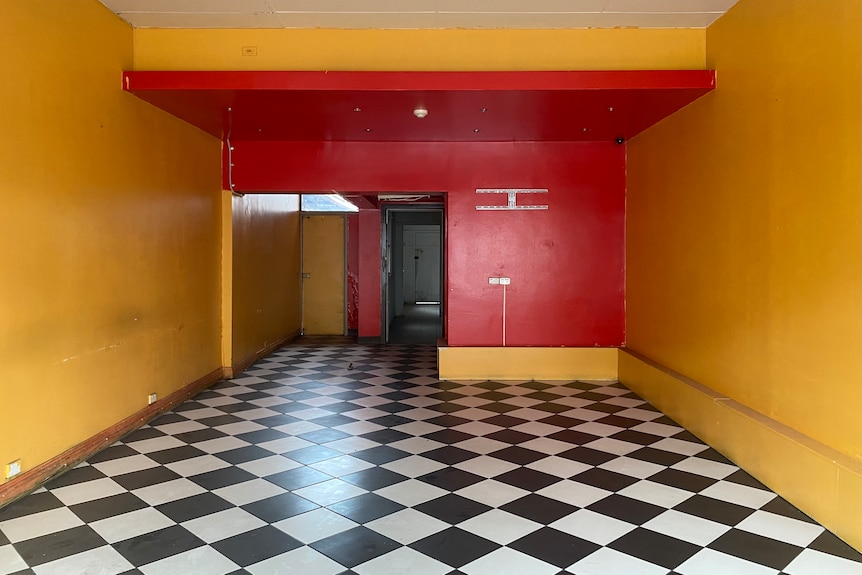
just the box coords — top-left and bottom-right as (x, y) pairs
(0, 367), (224, 509)
(227, 331), (300, 379)
(437, 346), (618, 381)
(618, 348), (862, 552)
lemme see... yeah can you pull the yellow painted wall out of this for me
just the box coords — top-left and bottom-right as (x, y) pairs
(231, 195), (301, 366)
(625, 0), (861, 546)
(133, 28), (705, 71)
(0, 0), (222, 475)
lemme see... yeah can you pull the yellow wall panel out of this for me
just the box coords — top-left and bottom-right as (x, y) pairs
(626, 0), (862, 459)
(0, 0), (222, 475)
(133, 28), (705, 71)
(439, 347), (618, 381)
(231, 195), (301, 365)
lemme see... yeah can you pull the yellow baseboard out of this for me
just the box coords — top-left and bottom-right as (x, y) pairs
(619, 348), (862, 552)
(437, 346), (618, 381)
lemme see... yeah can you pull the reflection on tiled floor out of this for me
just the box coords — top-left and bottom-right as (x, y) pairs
(2, 339), (861, 575)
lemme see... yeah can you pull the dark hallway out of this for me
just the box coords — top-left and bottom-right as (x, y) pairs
(388, 304), (443, 344)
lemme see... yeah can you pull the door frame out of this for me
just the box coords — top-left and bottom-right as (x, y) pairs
(380, 204), (445, 344)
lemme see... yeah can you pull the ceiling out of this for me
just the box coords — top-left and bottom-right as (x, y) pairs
(123, 70), (716, 143)
(99, 0), (739, 29)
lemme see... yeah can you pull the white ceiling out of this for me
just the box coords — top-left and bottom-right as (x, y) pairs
(98, 0), (739, 29)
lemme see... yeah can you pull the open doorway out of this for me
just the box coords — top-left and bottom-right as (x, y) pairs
(383, 206), (444, 344)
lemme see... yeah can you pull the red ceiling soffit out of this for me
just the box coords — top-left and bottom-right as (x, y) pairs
(122, 70), (715, 143)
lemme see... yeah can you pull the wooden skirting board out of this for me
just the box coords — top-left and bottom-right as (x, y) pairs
(0, 367), (224, 508)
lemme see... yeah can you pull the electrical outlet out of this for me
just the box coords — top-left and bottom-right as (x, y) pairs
(500, 277), (511, 285)
(241, 45), (258, 56)
(148, 393), (157, 405)
(6, 460), (21, 479)
(488, 277), (500, 285)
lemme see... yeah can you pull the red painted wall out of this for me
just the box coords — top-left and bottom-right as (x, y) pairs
(346, 214), (359, 332)
(357, 209), (382, 338)
(230, 141), (625, 346)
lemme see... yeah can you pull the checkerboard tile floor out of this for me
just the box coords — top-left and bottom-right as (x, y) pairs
(2, 339), (861, 575)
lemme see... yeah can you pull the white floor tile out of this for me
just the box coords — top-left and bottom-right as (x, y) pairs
(324, 437), (380, 454)
(258, 436), (314, 454)
(193, 436), (252, 454)
(632, 421), (683, 437)
(618, 479), (694, 508)
(333, 420), (385, 435)
(388, 437), (447, 454)
(91, 507), (175, 544)
(699, 481), (776, 509)
(246, 545), (344, 575)
(274, 508), (358, 544)
(272, 421), (324, 436)
(642, 509), (731, 546)
(165, 454), (232, 477)
(651, 438), (708, 456)
(537, 480), (612, 507)
(33, 545), (133, 575)
(354, 547), (452, 575)
(568, 547), (669, 575)
(374, 479), (448, 506)
(461, 547), (559, 575)
(550, 509), (637, 545)
(51, 477), (127, 506)
(458, 509), (542, 545)
(215, 421), (266, 435)
(784, 548), (862, 575)
(91, 454), (160, 477)
(153, 420), (207, 435)
(133, 478), (206, 506)
(671, 457), (737, 479)
(450, 421), (502, 437)
(181, 507), (266, 543)
(599, 457), (665, 479)
(454, 455), (519, 478)
(613, 407), (664, 421)
(675, 548), (779, 575)
(139, 545), (240, 575)
(583, 438), (641, 456)
(452, 437), (510, 455)
(526, 456), (591, 478)
(381, 456), (447, 478)
(573, 422), (625, 437)
(455, 479), (530, 508)
(309, 454), (375, 476)
(238, 455), (301, 477)
(235, 407), (281, 421)
(0, 544), (29, 574)
(214, 478), (286, 506)
(291, 478), (366, 506)
(735, 510), (824, 547)
(365, 508), (450, 544)
(519, 437), (574, 455)
(0, 507), (83, 543)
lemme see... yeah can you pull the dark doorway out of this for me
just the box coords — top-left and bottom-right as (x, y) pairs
(383, 206), (444, 344)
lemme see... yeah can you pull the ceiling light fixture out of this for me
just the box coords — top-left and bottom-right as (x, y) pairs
(413, 107), (428, 119)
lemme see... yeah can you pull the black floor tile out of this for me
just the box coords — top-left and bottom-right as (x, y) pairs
(648, 468), (718, 492)
(415, 494), (492, 525)
(610, 527), (700, 569)
(352, 446), (411, 465)
(283, 445), (343, 464)
(212, 526), (303, 567)
(709, 528), (804, 570)
(410, 527), (500, 568)
(70, 493), (149, 523)
(587, 495), (665, 525)
(44, 466), (106, 489)
(571, 468), (640, 492)
(422, 446), (479, 465)
(342, 467), (409, 490)
(509, 527), (601, 567)
(310, 526), (399, 568)
(113, 466), (182, 490)
(0, 492), (65, 521)
(673, 495), (755, 526)
(146, 445), (208, 464)
(557, 447), (617, 466)
(215, 445), (274, 464)
(113, 525), (205, 567)
(189, 466), (258, 490)
(242, 492), (319, 523)
(500, 494), (580, 525)
(156, 492), (235, 523)
(328, 493), (406, 523)
(264, 466), (332, 490)
(13, 526), (106, 567)
(495, 467), (560, 491)
(489, 446), (546, 465)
